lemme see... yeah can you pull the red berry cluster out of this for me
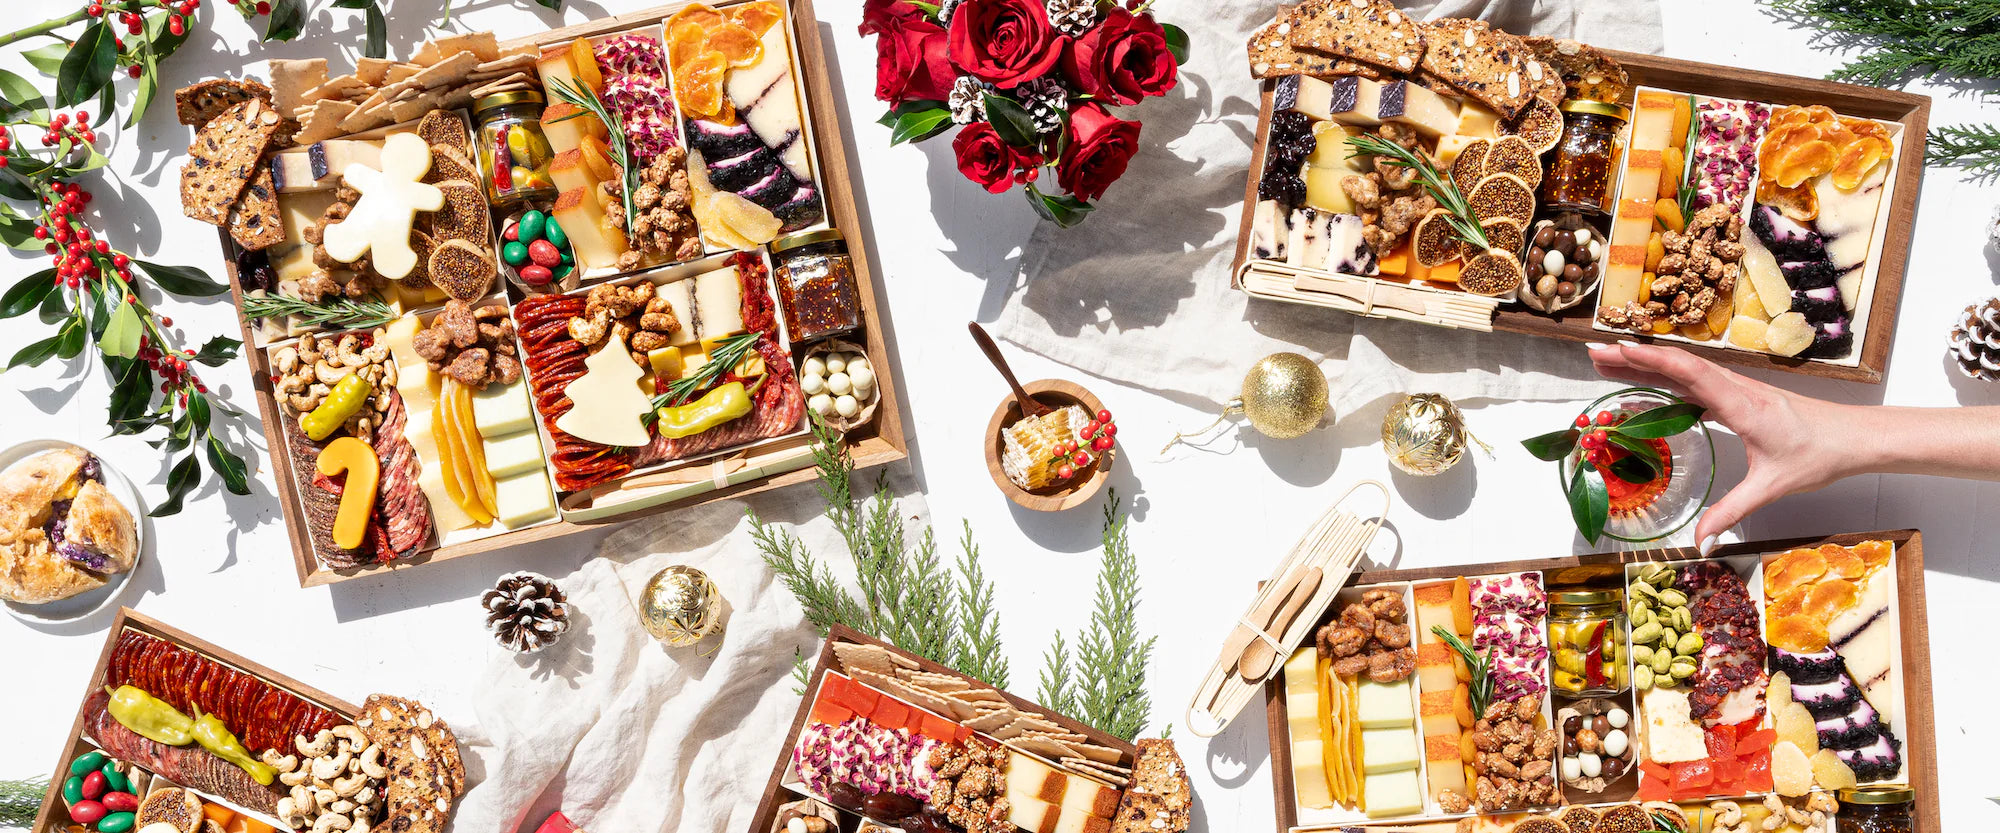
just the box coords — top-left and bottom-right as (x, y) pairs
(1053, 408), (1118, 482)
(38, 111), (98, 150)
(1573, 410), (1622, 468)
(84, 0), (206, 77)
(222, 0), (272, 15)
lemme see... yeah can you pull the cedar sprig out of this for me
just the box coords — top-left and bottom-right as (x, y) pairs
(1348, 133), (1491, 250)
(1764, 0), (2000, 87)
(790, 647), (812, 696)
(1037, 631), (1078, 717)
(952, 523), (1010, 689)
(1926, 123), (2000, 178)
(1040, 493), (1157, 741)
(240, 293), (398, 330)
(0, 776), (45, 827)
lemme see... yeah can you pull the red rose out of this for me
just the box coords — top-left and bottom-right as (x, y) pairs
(949, 0), (1065, 89)
(953, 122), (1043, 194)
(1061, 7), (1178, 106)
(1056, 103), (1140, 202)
(861, 2), (956, 106)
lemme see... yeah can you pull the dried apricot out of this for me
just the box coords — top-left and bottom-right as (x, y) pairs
(1768, 613), (1828, 653)
(1774, 140), (1836, 188)
(1765, 548), (1827, 598)
(668, 21), (710, 68)
(708, 22), (763, 68)
(1831, 138), (1889, 189)
(1853, 539), (1894, 570)
(674, 51), (729, 118)
(667, 2), (726, 31)
(1821, 544), (1867, 580)
(1767, 585), (1808, 620)
(730, 0), (785, 36)
(1803, 578), (1858, 622)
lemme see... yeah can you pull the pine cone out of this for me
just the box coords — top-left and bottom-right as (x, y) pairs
(948, 76), (987, 126)
(1949, 298), (2000, 381)
(481, 571), (570, 653)
(1016, 77), (1066, 135)
(1044, 0), (1098, 36)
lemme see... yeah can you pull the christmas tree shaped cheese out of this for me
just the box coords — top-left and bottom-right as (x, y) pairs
(322, 132), (444, 280)
(555, 339), (653, 447)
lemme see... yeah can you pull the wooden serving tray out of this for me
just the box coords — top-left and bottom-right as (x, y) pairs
(213, 0), (908, 587)
(1231, 49), (1930, 384)
(29, 608), (361, 833)
(745, 624), (1142, 833)
(1260, 529), (1938, 832)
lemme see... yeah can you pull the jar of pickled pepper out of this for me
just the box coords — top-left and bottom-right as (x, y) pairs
(772, 229), (863, 343)
(1839, 785), (1915, 833)
(1549, 590), (1628, 696)
(473, 91), (558, 207)
(1540, 101), (1630, 216)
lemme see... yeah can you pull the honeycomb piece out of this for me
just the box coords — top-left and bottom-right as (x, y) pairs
(1769, 614), (1829, 653)
(1775, 703), (1819, 755)
(1820, 544), (1867, 580)
(1768, 670), (1793, 714)
(1765, 548), (1827, 599)
(1854, 540), (1894, 570)
(1771, 741), (1814, 797)
(1810, 748), (1858, 790)
(1803, 579), (1859, 623)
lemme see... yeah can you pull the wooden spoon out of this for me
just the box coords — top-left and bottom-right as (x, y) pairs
(1236, 566), (1324, 682)
(968, 321), (1050, 418)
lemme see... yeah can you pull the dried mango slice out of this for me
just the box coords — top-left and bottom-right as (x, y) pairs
(1768, 585), (1808, 620)
(1765, 548), (1827, 598)
(1820, 544), (1867, 580)
(708, 22), (763, 68)
(1774, 140), (1836, 188)
(1854, 539), (1894, 570)
(730, 1), (784, 36)
(711, 191), (782, 244)
(1769, 614), (1829, 653)
(668, 20), (710, 68)
(1831, 138), (1889, 190)
(1803, 578), (1858, 623)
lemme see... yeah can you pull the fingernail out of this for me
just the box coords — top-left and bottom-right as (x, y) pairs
(1586, 342), (1612, 352)
(1618, 340), (1641, 348)
(1698, 536), (1717, 555)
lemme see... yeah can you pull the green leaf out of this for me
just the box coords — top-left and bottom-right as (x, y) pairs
(983, 93), (1039, 148)
(1566, 465), (1608, 544)
(192, 335), (242, 367)
(101, 300), (143, 358)
(206, 434), (250, 495)
(135, 260), (230, 297)
(127, 44), (160, 129)
(23, 44), (69, 76)
(56, 21), (116, 108)
(1520, 427), (1579, 462)
(908, 0), (943, 19)
(0, 270), (54, 318)
(149, 452), (201, 517)
(0, 68), (49, 121)
(38, 283), (69, 324)
(889, 107), (955, 145)
(364, 5), (388, 59)
(109, 357), (152, 425)
(1605, 451), (1658, 485)
(91, 77), (114, 127)
(1606, 432), (1663, 470)
(1161, 23), (1191, 65)
(187, 389), (211, 429)
(1026, 187), (1095, 228)
(7, 334), (64, 370)
(56, 316), (87, 359)
(533, 0), (563, 9)
(330, 0), (374, 7)
(264, 0), (309, 41)
(0, 169), (37, 201)
(145, 8), (193, 61)
(1611, 401), (1705, 439)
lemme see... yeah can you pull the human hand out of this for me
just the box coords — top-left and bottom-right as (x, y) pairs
(1585, 342), (1864, 552)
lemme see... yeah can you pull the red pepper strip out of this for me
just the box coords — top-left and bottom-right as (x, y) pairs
(1584, 620), (1608, 687)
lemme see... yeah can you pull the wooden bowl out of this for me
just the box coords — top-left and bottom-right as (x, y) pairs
(985, 379), (1112, 512)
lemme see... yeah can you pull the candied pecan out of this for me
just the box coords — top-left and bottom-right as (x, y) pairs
(1341, 174), (1382, 210)
(443, 347), (491, 387)
(493, 352), (522, 384)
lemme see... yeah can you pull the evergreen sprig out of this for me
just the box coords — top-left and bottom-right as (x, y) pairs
(1, 776), (45, 827)
(1037, 631), (1077, 717)
(1764, 0), (2000, 87)
(1926, 123), (2000, 178)
(1041, 494), (1156, 741)
(952, 524), (1010, 690)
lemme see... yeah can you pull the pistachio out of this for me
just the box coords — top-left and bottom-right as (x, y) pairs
(1657, 588), (1689, 607)
(1651, 648), (1673, 675)
(1631, 621), (1662, 643)
(1670, 657), (1698, 679)
(1677, 632), (1704, 655)
(1674, 606), (1693, 633)
(1632, 581), (1661, 599)
(1631, 645), (1654, 665)
(1634, 665), (1654, 690)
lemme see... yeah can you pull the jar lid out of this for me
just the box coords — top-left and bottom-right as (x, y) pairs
(1561, 100), (1631, 121)
(1839, 785), (1916, 804)
(1552, 590), (1622, 606)
(474, 91), (546, 115)
(772, 228), (844, 253)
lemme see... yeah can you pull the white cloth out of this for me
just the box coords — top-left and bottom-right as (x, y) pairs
(452, 469), (926, 833)
(993, 0), (1665, 415)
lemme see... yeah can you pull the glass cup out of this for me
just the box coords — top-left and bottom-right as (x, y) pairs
(1559, 387), (1715, 545)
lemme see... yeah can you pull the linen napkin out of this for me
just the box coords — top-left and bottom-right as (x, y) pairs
(452, 469), (927, 833)
(992, 0), (1666, 414)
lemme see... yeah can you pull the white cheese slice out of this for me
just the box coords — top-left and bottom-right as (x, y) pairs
(1274, 74), (1337, 121)
(693, 267), (745, 338)
(1326, 213), (1377, 275)
(1057, 777), (1118, 818)
(1251, 199), (1291, 261)
(658, 280), (700, 347)
(1326, 75), (1387, 127)
(1356, 677), (1413, 729)
(1362, 768), (1423, 818)
(481, 430), (545, 479)
(1286, 689), (1319, 740)
(1287, 207), (1333, 270)
(494, 469), (556, 528)
(271, 140), (382, 193)
(471, 379), (535, 437)
(1830, 571), (1900, 728)
(1813, 164), (1888, 311)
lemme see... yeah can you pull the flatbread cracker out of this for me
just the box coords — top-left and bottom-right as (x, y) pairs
(1245, 14), (1387, 80)
(907, 671), (971, 692)
(1062, 757), (1132, 787)
(474, 54), (538, 75)
(1419, 18), (1533, 118)
(414, 32), (499, 66)
(295, 101), (357, 144)
(409, 51), (480, 92)
(268, 59), (328, 120)
(385, 63), (425, 85)
(1008, 735), (1082, 761)
(355, 57), (394, 86)
(1065, 741), (1127, 764)
(180, 98), (283, 225)
(964, 709), (1017, 733)
(832, 642), (894, 677)
(1287, 0), (1427, 75)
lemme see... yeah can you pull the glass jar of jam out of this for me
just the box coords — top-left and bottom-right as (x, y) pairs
(772, 229), (863, 343)
(1839, 785), (1916, 833)
(1540, 101), (1630, 216)
(473, 91), (558, 208)
(1548, 590), (1628, 696)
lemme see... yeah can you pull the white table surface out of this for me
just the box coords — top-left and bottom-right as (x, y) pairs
(2, 1), (1995, 829)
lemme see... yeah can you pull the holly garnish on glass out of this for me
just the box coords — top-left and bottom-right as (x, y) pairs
(1523, 388), (1713, 545)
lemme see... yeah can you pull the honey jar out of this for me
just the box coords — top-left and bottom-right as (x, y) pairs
(1541, 101), (1630, 216)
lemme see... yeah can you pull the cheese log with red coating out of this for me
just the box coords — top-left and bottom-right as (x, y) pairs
(83, 690), (283, 815)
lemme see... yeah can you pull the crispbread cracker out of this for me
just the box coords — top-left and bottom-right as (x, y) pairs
(906, 671), (970, 692)
(296, 101), (357, 144)
(1065, 741), (1127, 764)
(174, 79), (271, 128)
(410, 51), (480, 92)
(1286, 0), (1426, 75)
(964, 708), (1017, 733)
(994, 715), (1063, 738)
(1065, 756), (1133, 786)
(267, 60), (328, 120)
(356, 694), (463, 833)
(355, 57), (394, 86)
(469, 72), (537, 98)
(1021, 729), (1088, 744)
(1008, 735), (1081, 760)
(414, 32), (499, 66)
(473, 54), (538, 75)
(1419, 17), (1533, 118)
(1524, 36), (1634, 107)
(226, 165), (284, 250)
(1245, 14), (1386, 80)
(832, 642), (894, 676)
(181, 98), (283, 226)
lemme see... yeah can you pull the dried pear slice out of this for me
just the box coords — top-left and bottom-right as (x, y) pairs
(1765, 310), (1816, 357)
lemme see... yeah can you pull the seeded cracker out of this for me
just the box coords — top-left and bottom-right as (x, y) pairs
(174, 79), (271, 128)
(1418, 17), (1533, 118)
(1524, 36), (1634, 106)
(1285, 0), (1426, 76)
(1245, 12), (1386, 80)
(181, 98), (283, 226)
(226, 165), (284, 250)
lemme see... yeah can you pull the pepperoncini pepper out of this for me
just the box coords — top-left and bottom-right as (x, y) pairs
(654, 381), (753, 439)
(105, 685), (194, 746)
(190, 710), (275, 785)
(300, 375), (374, 441)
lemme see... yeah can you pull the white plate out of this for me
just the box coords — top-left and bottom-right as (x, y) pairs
(0, 439), (146, 625)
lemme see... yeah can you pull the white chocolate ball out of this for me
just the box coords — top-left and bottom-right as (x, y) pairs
(1603, 729), (1629, 757)
(1579, 753), (1601, 778)
(1561, 757), (1582, 781)
(827, 372), (853, 396)
(846, 355), (870, 373)
(824, 354), (847, 374)
(848, 366), (875, 394)
(801, 373), (826, 395)
(835, 394), (859, 417)
(1542, 249), (1564, 276)
(809, 393), (834, 416)
(803, 357), (826, 377)
(1606, 708), (1629, 729)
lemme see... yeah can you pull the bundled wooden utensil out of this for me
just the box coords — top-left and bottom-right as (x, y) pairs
(1238, 261), (1499, 331)
(1184, 480), (1390, 738)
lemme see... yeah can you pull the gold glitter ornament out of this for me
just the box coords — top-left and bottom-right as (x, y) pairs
(639, 565), (724, 646)
(1381, 393), (1489, 476)
(1163, 353), (1330, 451)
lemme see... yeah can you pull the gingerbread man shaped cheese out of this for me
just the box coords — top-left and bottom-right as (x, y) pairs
(323, 133), (445, 280)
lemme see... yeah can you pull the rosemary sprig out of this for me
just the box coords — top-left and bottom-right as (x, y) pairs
(649, 332), (762, 412)
(546, 77), (639, 237)
(239, 293), (398, 330)
(1677, 94), (1700, 218)
(1431, 625), (1495, 718)
(1, 776), (46, 827)
(1348, 133), (1491, 250)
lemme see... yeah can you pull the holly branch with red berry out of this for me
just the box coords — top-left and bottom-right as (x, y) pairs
(1521, 397), (1706, 543)
(0, 1), (250, 516)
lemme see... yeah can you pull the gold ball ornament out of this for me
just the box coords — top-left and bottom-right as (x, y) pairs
(1232, 352), (1330, 439)
(639, 565), (725, 647)
(1381, 393), (1488, 476)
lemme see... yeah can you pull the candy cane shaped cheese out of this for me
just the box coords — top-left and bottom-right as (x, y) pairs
(315, 435), (381, 551)
(321, 133), (444, 280)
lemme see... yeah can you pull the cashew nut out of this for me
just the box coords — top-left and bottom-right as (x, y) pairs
(312, 749), (351, 781)
(331, 724), (368, 752)
(352, 786), (376, 806)
(310, 814), (351, 833)
(289, 785), (318, 816)
(329, 800), (355, 816)
(274, 347), (300, 375)
(276, 375), (308, 395)
(297, 729), (335, 758)
(332, 772), (368, 798)
(262, 749), (300, 773)
(314, 787), (337, 808)
(358, 745), (387, 779)
(280, 765), (313, 788)
(313, 361), (350, 385)
(276, 797), (310, 830)
(1806, 792), (1839, 815)
(362, 342), (389, 364)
